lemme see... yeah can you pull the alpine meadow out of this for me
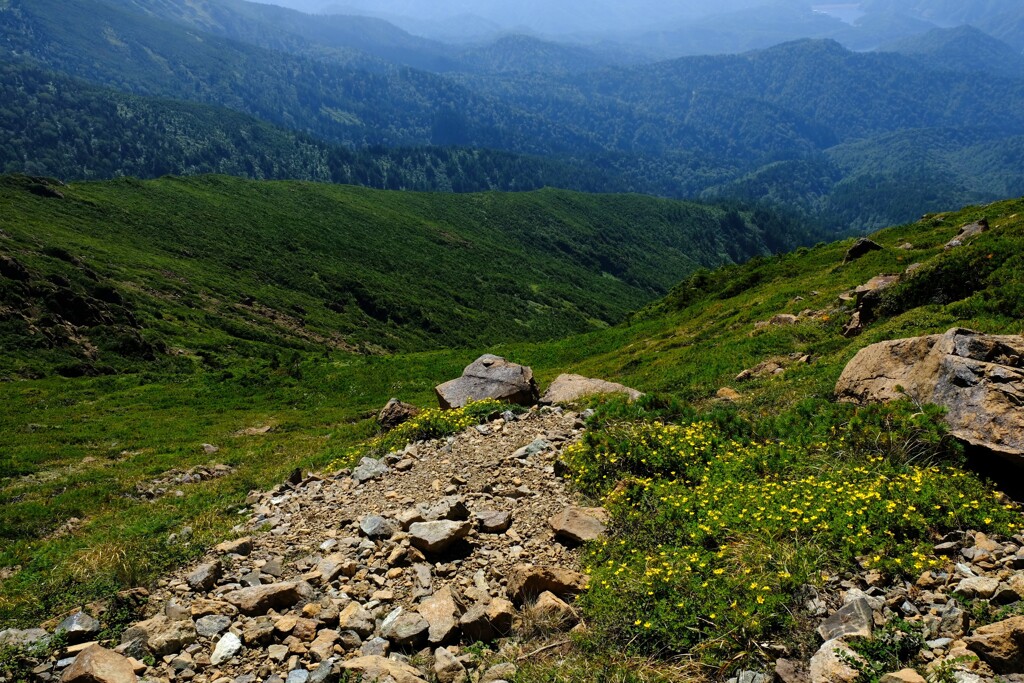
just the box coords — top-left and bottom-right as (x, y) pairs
(2, 2), (1024, 683)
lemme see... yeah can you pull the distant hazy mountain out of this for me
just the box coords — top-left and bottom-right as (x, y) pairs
(882, 25), (1024, 79)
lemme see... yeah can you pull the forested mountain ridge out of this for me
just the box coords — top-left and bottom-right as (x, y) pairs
(0, 60), (629, 192)
(7, 0), (1024, 230)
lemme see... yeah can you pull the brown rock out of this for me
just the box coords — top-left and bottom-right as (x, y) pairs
(120, 616), (195, 657)
(879, 669), (926, 683)
(416, 586), (462, 645)
(817, 599), (874, 641)
(308, 630), (339, 662)
(223, 582), (303, 616)
(60, 645), (137, 683)
(338, 602), (375, 638)
(549, 506), (609, 544)
(716, 387), (741, 402)
(214, 537), (253, 556)
(378, 398), (420, 432)
(775, 658), (810, 683)
(836, 328), (1024, 458)
(434, 354), (539, 409)
(965, 615), (1024, 673)
(810, 639), (862, 683)
(946, 219), (988, 250)
(531, 591), (578, 627)
(540, 374), (642, 405)
(189, 599), (237, 619)
(507, 565), (589, 605)
(458, 598), (515, 642)
(476, 510), (512, 534)
(339, 655), (428, 683)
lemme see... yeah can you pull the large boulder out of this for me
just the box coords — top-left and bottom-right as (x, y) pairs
(836, 328), (1024, 459)
(540, 374), (642, 405)
(844, 238), (883, 263)
(965, 615), (1024, 673)
(435, 355), (538, 409)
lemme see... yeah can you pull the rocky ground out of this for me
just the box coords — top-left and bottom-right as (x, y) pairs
(8, 392), (1024, 683)
(12, 406), (597, 683)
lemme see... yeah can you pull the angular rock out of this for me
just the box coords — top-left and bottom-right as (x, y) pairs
(210, 632), (242, 666)
(359, 637), (389, 657)
(186, 561), (222, 592)
(810, 639), (862, 683)
(417, 586), (461, 645)
(308, 630), (339, 662)
(378, 398), (420, 432)
(507, 565), (589, 605)
(818, 599), (873, 641)
(477, 510), (512, 534)
(195, 615), (232, 638)
(351, 457), (389, 484)
(965, 615), (1024, 673)
(241, 616), (275, 645)
(775, 658), (810, 683)
(434, 647), (466, 683)
(338, 602), (375, 638)
(60, 645), (137, 683)
(215, 537), (253, 556)
(956, 576), (1000, 600)
(946, 219), (988, 250)
(481, 662), (516, 682)
(189, 599), (237, 619)
(315, 553), (358, 585)
(844, 238), (883, 262)
(57, 612), (101, 645)
(836, 328), (1024, 458)
(540, 374), (642, 405)
(458, 598), (515, 642)
(223, 582), (303, 616)
(360, 515), (396, 540)
(380, 607), (430, 648)
(120, 615), (196, 657)
(339, 655), (428, 683)
(532, 591), (577, 627)
(549, 506), (608, 544)
(409, 520), (472, 554)
(435, 354), (539, 409)
(419, 497), (471, 522)
(0, 628), (49, 649)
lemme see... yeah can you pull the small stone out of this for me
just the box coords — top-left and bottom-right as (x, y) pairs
(476, 510), (512, 534)
(810, 639), (862, 683)
(459, 599), (515, 642)
(417, 586), (461, 645)
(360, 515), (396, 540)
(241, 616), (275, 645)
(956, 576), (999, 600)
(352, 457), (389, 484)
(507, 565), (589, 605)
(186, 562), (223, 592)
(359, 637), (390, 657)
(56, 612), (101, 645)
(434, 647), (466, 683)
(817, 599), (873, 641)
(120, 615), (196, 657)
(716, 387), (742, 402)
(380, 608), (429, 648)
(210, 633), (242, 666)
(338, 603), (375, 638)
(481, 663), (517, 682)
(195, 615), (232, 638)
(409, 521), (471, 554)
(215, 537), (253, 556)
(549, 507), (608, 544)
(223, 582), (303, 616)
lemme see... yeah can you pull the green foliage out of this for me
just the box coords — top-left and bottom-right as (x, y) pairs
(567, 401), (1016, 663)
(844, 620), (926, 683)
(0, 173), (791, 377)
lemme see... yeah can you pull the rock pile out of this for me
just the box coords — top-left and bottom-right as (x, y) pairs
(22, 408), (594, 683)
(788, 530), (1024, 683)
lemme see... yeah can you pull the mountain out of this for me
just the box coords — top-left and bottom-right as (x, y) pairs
(882, 25), (1024, 78)
(0, 174), (809, 378)
(0, 60), (629, 192)
(453, 35), (621, 75)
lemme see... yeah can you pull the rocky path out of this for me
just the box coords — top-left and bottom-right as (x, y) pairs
(39, 406), (597, 683)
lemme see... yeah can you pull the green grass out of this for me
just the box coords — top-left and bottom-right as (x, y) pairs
(2, 185), (1024, 680)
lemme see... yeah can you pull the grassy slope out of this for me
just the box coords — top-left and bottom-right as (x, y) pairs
(2, 190), (1023, 637)
(0, 173), (777, 376)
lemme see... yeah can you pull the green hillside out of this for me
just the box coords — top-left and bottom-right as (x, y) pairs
(0, 174), (803, 380)
(2, 182), (1022, 650)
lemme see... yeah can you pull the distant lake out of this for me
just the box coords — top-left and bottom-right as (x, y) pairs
(811, 3), (865, 24)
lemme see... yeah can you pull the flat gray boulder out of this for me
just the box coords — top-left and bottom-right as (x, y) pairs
(836, 328), (1024, 459)
(435, 355), (538, 409)
(409, 520), (472, 554)
(540, 374), (642, 405)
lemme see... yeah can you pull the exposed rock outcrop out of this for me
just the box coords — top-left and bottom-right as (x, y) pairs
(836, 328), (1024, 459)
(435, 354), (539, 409)
(844, 238), (883, 263)
(378, 398), (420, 431)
